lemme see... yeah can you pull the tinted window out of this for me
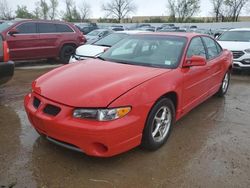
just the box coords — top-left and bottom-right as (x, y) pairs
(202, 37), (220, 59)
(187, 37), (206, 58)
(56, 24), (73, 33)
(16, 23), (37, 34)
(38, 23), (56, 33)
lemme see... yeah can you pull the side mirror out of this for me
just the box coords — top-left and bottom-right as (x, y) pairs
(9, 28), (19, 36)
(183, 55), (206, 67)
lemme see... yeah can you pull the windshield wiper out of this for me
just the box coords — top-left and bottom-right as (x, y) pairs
(96, 56), (106, 61)
(97, 44), (112, 47)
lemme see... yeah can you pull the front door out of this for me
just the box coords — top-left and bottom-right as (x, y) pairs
(182, 37), (210, 114)
(7, 22), (40, 60)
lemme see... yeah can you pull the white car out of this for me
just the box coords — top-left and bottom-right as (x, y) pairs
(69, 30), (149, 63)
(217, 28), (250, 70)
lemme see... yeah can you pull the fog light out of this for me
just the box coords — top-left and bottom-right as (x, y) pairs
(243, 59), (250, 64)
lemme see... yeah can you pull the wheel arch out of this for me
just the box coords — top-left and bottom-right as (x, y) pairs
(158, 91), (178, 112)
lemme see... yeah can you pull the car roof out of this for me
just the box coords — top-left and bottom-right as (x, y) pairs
(11, 19), (72, 25)
(228, 28), (250, 31)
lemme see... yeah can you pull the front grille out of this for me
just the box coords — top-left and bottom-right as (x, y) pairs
(43, 104), (61, 116)
(33, 97), (41, 109)
(232, 51), (244, 59)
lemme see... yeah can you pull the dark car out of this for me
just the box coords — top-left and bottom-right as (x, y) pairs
(75, 23), (98, 35)
(0, 20), (86, 64)
(0, 34), (14, 85)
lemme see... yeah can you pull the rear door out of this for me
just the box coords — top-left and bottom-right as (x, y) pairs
(37, 22), (58, 58)
(202, 36), (224, 94)
(182, 37), (210, 114)
(6, 22), (40, 60)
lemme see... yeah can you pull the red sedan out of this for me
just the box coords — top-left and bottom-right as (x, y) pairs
(24, 33), (232, 157)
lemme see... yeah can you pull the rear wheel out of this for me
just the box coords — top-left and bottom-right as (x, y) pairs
(217, 71), (230, 97)
(59, 45), (76, 64)
(141, 98), (175, 150)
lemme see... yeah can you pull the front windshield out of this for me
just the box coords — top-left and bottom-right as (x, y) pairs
(218, 31), (250, 42)
(87, 30), (101, 36)
(100, 35), (187, 69)
(0, 21), (15, 32)
(94, 33), (128, 47)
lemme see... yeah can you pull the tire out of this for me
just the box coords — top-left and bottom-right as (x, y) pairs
(217, 71), (230, 97)
(141, 98), (175, 150)
(59, 45), (76, 64)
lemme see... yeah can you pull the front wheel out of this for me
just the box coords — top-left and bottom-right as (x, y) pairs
(217, 71), (230, 97)
(141, 98), (175, 150)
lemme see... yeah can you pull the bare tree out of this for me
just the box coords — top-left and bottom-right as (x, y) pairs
(166, 0), (200, 22)
(33, 7), (40, 19)
(102, 0), (137, 23)
(211, 0), (224, 21)
(49, 0), (58, 20)
(167, 0), (176, 22)
(0, 0), (13, 20)
(224, 0), (249, 21)
(63, 0), (81, 22)
(79, 1), (91, 22)
(176, 0), (200, 22)
(35, 0), (49, 19)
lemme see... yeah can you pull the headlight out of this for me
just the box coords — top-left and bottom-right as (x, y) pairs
(73, 107), (131, 121)
(245, 49), (250, 53)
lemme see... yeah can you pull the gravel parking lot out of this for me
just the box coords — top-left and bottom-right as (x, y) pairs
(1, 65), (250, 188)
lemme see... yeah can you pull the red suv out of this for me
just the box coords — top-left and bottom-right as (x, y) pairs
(0, 20), (86, 63)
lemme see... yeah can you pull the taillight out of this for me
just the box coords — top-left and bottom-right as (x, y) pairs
(78, 35), (86, 44)
(3, 41), (10, 62)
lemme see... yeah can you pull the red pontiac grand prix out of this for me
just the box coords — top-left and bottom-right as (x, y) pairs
(24, 33), (232, 157)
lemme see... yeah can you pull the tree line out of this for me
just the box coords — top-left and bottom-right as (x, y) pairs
(167, 0), (249, 22)
(0, 0), (249, 23)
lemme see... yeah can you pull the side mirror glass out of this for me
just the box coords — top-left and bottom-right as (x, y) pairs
(184, 55), (206, 67)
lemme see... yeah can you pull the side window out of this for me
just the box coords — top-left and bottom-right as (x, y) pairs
(16, 23), (37, 34)
(215, 42), (222, 54)
(202, 37), (220, 60)
(56, 24), (74, 33)
(38, 23), (56, 33)
(187, 37), (206, 58)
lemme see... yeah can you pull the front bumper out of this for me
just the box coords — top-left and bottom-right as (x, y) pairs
(233, 61), (250, 69)
(24, 92), (143, 157)
(0, 61), (15, 85)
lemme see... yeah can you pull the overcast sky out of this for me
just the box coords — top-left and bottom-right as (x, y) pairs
(6, 0), (248, 18)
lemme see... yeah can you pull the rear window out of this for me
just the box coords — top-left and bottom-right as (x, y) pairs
(38, 23), (56, 33)
(56, 24), (74, 33)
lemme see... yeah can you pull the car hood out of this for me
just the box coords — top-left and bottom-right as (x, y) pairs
(75, 44), (107, 57)
(218, 41), (250, 51)
(33, 59), (170, 107)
